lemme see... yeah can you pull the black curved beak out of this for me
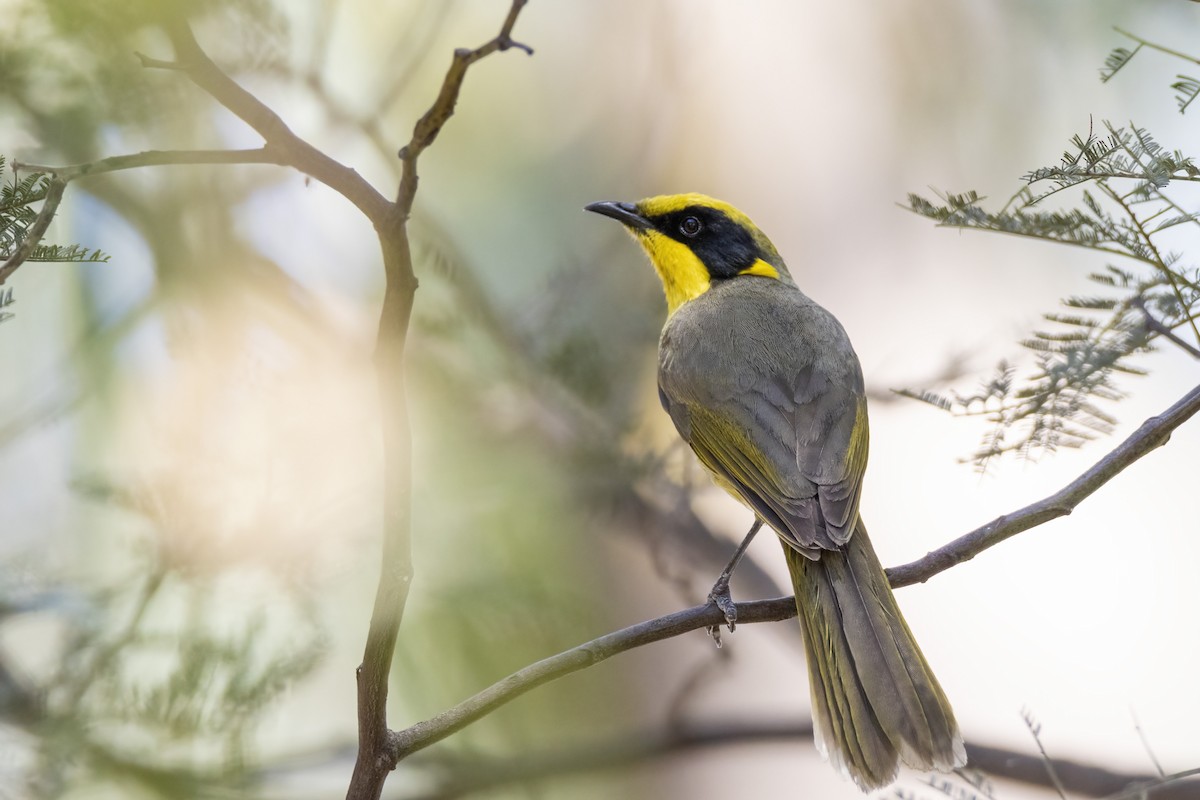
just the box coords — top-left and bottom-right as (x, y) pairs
(584, 200), (652, 231)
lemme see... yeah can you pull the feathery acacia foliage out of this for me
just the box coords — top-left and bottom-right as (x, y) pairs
(904, 29), (1200, 469)
(1100, 28), (1200, 114)
(1, 157), (108, 267)
(906, 122), (1200, 467)
(2, 156), (108, 324)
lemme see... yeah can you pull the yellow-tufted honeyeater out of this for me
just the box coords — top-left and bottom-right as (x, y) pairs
(586, 194), (965, 790)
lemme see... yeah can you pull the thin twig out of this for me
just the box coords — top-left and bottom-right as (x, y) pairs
(155, 17), (392, 225)
(14, 148), (285, 182)
(1114, 27), (1200, 68)
(229, 722), (1200, 800)
(1132, 296), (1200, 359)
(397, 720), (1200, 800)
(0, 178), (66, 285)
(388, 596), (801, 763)
(1101, 120), (1200, 237)
(1131, 709), (1166, 778)
(396, 0), (533, 214)
(1106, 767), (1200, 800)
(886, 380), (1200, 585)
(1101, 181), (1200, 346)
(1021, 708), (1069, 800)
(403, 721), (815, 800)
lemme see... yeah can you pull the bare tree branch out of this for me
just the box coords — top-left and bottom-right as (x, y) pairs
(155, 18), (392, 225)
(2, 146), (325, 289)
(406, 721), (814, 800)
(383, 379), (1200, 765)
(236, 723), (1200, 800)
(886, 379), (1200, 586)
(0, 178), (65, 285)
(397, 720), (1200, 800)
(396, 0), (533, 214)
(13, 148), (285, 181)
(387, 596), (797, 763)
(348, 4), (532, 800)
(1114, 26), (1200, 68)
(350, 232), (417, 800)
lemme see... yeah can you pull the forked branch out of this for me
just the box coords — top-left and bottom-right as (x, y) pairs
(155, 18), (392, 225)
(349, 4), (532, 800)
(396, 0), (533, 213)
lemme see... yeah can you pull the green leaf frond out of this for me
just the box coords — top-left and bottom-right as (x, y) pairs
(2, 156), (110, 266)
(906, 122), (1200, 466)
(1104, 29), (1200, 114)
(1172, 75), (1200, 114)
(918, 277), (1184, 469)
(1100, 44), (1142, 83)
(29, 243), (111, 263)
(1061, 296), (1118, 311)
(1, 156), (110, 326)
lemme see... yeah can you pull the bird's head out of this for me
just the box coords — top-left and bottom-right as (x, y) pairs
(585, 193), (791, 315)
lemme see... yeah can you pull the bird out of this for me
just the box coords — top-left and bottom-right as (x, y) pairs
(585, 193), (966, 790)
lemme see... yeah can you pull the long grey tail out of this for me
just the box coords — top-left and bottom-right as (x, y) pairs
(783, 519), (966, 790)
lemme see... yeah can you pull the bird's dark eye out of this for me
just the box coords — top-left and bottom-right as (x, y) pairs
(679, 216), (702, 237)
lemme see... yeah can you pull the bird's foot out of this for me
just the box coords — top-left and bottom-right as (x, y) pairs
(706, 574), (738, 646)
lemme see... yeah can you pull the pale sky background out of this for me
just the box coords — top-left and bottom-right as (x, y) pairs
(2, 1), (1199, 799)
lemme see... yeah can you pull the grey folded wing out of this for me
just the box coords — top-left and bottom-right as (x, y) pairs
(658, 364), (868, 558)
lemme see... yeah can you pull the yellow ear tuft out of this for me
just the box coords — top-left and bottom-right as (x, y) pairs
(738, 259), (780, 280)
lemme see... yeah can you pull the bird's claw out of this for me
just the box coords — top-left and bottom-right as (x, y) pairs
(706, 575), (738, 645)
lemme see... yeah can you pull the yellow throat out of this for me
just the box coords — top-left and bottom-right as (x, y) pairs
(619, 193), (782, 315)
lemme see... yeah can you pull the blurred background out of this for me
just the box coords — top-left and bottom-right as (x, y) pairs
(2, 1), (1198, 798)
